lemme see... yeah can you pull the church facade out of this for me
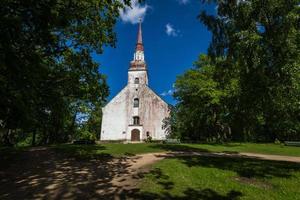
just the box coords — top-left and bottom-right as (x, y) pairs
(100, 21), (170, 141)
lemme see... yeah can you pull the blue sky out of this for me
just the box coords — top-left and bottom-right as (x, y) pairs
(94, 0), (216, 105)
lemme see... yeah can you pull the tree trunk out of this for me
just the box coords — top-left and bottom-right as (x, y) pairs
(31, 131), (36, 146)
(3, 129), (13, 146)
(68, 113), (77, 141)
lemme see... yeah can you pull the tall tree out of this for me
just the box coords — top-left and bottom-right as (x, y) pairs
(0, 0), (130, 145)
(173, 0), (300, 142)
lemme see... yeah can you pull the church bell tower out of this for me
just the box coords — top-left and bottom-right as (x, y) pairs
(100, 18), (169, 142)
(128, 19), (148, 85)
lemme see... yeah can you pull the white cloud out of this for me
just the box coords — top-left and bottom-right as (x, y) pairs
(119, 0), (149, 24)
(177, 0), (189, 4)
(161, 89), (174, 97)
(165, 23), (179, 37)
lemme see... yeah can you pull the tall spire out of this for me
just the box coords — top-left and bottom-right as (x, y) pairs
(130, 19), (146, 70)
(136, 18), (144, 51)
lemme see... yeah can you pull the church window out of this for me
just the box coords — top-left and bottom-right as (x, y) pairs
(134, 98), (139, 107)
(134, 78), (139, 84)
(146, 132), (150, 137)
(133, 116), (140, 125)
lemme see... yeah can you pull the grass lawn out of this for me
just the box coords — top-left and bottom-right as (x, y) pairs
(1, 143), (299, 199)
(51, 143), (164, 158)
(138, 156), (300, 199)
(181, 143), (300, 157)
(50, 142), (300, 158)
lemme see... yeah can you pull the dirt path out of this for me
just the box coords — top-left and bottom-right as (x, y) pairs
(109, 151), (300, 196)
(109, 153), (167, 190)
(0, 148), (299, 200)
(238, 152), (300, 163)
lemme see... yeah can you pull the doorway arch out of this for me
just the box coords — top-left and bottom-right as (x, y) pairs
(131, 129), (140, 141)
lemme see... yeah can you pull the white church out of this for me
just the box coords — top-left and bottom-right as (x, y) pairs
(100, 21), (170, 141)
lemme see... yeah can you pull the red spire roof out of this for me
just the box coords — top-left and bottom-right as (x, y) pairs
(136, 19), (144, 51)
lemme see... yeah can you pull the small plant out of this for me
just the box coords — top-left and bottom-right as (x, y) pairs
(73, 129), (96, 144)
(144, 136), (153, 143)
(274, 138), (281, 145)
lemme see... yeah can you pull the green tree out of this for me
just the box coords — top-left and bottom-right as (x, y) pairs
(174, 55), (238, 142)
(0, 0), (130, 145)
(173, 0), (300, 142)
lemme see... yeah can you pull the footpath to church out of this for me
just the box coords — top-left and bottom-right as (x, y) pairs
(111, 151), (300, 190)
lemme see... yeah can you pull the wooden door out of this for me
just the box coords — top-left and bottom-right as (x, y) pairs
(131, 129), (140, 141)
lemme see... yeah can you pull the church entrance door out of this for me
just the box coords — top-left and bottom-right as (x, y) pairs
(131, 129), (140, 141)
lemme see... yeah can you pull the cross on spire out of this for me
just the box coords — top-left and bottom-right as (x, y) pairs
(136, 18), (144, 51)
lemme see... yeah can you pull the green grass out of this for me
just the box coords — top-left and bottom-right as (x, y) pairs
(1, 142), (299, 159)
(138, 156), (300, 199)
(1, 143), (299, 199)
(179, 143), (300, 157)
(50, 142), (300, 159)
(51, 143), (164, 158)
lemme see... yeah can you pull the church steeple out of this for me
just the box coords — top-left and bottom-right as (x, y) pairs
(128, 19), (148, 85)
(130, 19), (146, 70)
(136, 19), (144, 52)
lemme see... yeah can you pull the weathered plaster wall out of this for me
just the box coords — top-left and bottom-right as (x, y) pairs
(101, 83), (169, 141)
(100, 88), (128, 140)
(140, 86), (170, 140)
(101, 68), (169, 141)
(128, 70), (148, 85)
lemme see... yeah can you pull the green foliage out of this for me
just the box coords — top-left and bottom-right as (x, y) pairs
(85, 102), (104, 140)
(171, 0), (300, 142)
(172, 55), (237, 142)
(162, 105), (181, 139)
(144, 136), (153, 143)
(0, 0), (131, 145)
(76, 129), (96, 141)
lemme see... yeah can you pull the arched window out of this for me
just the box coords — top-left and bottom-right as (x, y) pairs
(133, 116), (140, 125)
(134, 78), (139, 84)
(133, 98), (139, 107)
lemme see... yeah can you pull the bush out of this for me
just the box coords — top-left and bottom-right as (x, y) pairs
(274, 138), (281, 145)
(76, 130), (96, 141)
(73, 139), (95, 145)
(144, 136), (153, 143)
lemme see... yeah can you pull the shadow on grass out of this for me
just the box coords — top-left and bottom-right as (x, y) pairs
(123, 154), (300, 199)
(51, 144), (113, 160)
(120, 187), (242, 200)
(200, 143), (243, 147)
(177, 155), (300, 179)
(0, 146), (132, 200)
(0, 145), (243, 200)
(121, 167), (242, 200)
(150, 144), (211, 153)
(1, 143), (299, 199)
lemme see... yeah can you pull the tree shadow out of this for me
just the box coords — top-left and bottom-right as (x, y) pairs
(207, 143), (242, 147)
(119, 188), (242, 200)
(0, 147), (131, 200)
(120, 167), (242, 200)
(151, 144), (211, 153)
(0, 146), (244, 200)
(177, 155), (300, 179)
(1, 144), (298, 199)
(51, 144), (112, 160)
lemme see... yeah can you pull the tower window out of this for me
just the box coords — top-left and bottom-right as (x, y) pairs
(133, 98), (139, 107)
(134, 78), (139, 84)
(133, 116), (140, 125)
